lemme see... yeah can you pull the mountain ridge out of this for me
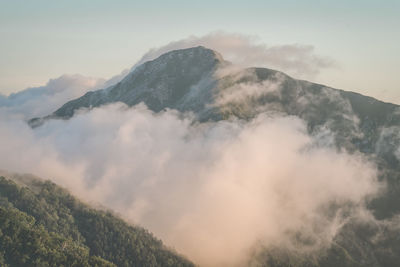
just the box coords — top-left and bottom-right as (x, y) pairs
(30, 46), (399, 128)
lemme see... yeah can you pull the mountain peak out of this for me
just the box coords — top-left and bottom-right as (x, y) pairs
(132, 46), (227, 76)
(41, 46), (227, 121)
(154, 46), (225, 64)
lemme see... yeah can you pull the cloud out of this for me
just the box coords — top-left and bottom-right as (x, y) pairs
(215, 72), (282, 107)
(134, 32), (335, 79)
(0, 102), (380, 266)
(0, 74), (106, 119)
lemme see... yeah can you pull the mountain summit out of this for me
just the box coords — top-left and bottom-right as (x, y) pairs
(35, 46), (227, 122)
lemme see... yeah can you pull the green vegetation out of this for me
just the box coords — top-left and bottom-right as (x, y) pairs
(0, 176), (193, 267)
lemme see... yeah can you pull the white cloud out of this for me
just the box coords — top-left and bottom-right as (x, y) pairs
(0, 74), (106, 119)
(0, 103), (380, 266)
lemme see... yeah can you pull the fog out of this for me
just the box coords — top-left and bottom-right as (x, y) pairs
(0, 74), (105, 119)
(0, 101), (381, 266)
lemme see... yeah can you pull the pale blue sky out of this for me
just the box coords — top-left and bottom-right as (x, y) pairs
(1, 0), (399, 103)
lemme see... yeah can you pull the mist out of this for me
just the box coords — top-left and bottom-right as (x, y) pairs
(0, 74), (105, 119)
(0, 100), (381, 266)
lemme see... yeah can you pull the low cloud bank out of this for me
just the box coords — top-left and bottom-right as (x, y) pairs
(0, 102), (380, 266)
(0, 74), (106, 119)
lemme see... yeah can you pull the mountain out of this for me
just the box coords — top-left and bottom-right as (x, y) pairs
(29, 46), (227, 127)
(28, 46), (400, 266)
(31, 46), (400, 166)
(0, 173), (193, 267)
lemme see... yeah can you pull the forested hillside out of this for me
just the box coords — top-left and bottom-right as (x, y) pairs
(0, 175), (193, 267)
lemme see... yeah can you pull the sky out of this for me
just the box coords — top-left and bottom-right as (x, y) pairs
(1, 0), (399, 103)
